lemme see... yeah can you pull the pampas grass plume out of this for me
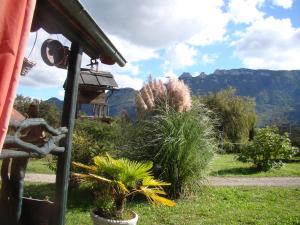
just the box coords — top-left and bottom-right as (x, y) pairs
(135, 76), (191, 117)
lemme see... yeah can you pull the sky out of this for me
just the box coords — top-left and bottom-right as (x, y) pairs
(18, 0), (300, 100)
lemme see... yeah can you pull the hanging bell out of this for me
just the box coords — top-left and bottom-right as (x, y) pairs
(41, 39), (69, 69)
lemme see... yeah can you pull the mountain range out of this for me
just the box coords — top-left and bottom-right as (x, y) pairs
(47, 68), (300, 125)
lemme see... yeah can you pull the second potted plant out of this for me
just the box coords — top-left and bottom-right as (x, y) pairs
(72, 154), (175, 225)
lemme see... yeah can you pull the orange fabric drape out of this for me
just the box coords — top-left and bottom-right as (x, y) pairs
(0, 0), (36, 152)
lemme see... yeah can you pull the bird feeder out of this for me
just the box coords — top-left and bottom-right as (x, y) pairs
(69, 68), (118, 118)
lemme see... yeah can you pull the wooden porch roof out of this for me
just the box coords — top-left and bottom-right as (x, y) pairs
(32, 0), (126, 67)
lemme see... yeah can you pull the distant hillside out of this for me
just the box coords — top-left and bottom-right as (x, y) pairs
(46, 88), (137, 118)
(47, 97), (64, 109)
(107, 88), (137, 118)
(178, 69), (300, 125)
(47, 68), (300, 125)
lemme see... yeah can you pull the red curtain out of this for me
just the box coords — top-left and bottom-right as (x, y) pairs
(0, 0), (36, 152)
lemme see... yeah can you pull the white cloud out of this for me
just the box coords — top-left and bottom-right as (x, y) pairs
(201, 54), (219, 64)
(57, 90), (65, 99)
(228, 0), (265, 24)
(164, 43), (198, 70)
(20, 63), (67, 87)
(91, 36), (154, 81)
(156, 71), (177, 84)
(123, 63), (140, 76)
(109, 35), (159, 62)
(233, 16), (300, 70)
(114, 74), (144, 90)
(164, 70), (177, 78)
(100, 61), (141, 77)
(81, 0), (229, 48)
(272, 0), (293, 9)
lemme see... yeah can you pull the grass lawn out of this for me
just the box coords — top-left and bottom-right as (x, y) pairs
(209, 154), (300, 177)
(0, 157), (54, 174)
(26, 158), (54, 174)
(6, 153), (300, 177)
(24, 183), (300, 225)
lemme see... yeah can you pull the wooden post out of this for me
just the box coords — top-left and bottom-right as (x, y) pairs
(51, 42), (82, 225)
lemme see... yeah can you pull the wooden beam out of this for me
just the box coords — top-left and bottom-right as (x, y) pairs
(51, 42), (82, 225)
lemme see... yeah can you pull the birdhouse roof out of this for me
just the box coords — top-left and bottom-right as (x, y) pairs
(79, 70), (118, 88)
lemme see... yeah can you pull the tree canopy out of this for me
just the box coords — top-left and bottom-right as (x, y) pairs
(14, 95), (61, 127)
(202, 88), (256, 151)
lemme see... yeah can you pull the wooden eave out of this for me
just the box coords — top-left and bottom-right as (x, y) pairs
(32, 0), (126, 67)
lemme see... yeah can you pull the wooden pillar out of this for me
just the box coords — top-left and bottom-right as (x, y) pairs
(51, 42), (82, 225)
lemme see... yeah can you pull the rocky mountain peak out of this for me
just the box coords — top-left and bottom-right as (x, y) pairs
(179, 72), (192, 79)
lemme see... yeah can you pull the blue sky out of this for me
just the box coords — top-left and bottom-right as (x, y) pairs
(18, 0), (300, 100)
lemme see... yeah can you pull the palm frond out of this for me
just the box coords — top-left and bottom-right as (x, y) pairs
(142, 177), (171, 186)
(72, 172), (112, 183)
(140, 186), (176, 207)
(72, 173), (92, 180)
(88, 173), (113, 183)
(72, 162), (97, 172)
(116, 181), (129, 193)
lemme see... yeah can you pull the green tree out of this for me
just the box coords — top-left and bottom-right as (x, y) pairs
(14, 95), (61, 127)
(38, 101), (61, 127)
(14, 95), (32, 115)
(202, 87), (256, 152)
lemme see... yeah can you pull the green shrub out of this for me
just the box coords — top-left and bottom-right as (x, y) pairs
(221, 142), (248, 154)
(47, 119), (123, 172)
(126, 104), (217, 198)
(238, 126), (297, 170)
(72, 119), (122, 164)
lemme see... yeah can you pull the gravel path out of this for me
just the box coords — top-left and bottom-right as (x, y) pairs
(21, 174), (300, 187)
(24, 173), (56, 183)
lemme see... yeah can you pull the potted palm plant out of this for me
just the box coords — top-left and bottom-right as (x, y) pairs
(72, 154), (176, 225)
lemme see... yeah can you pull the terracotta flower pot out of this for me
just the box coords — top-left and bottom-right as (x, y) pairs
(90, 209), (138, 225)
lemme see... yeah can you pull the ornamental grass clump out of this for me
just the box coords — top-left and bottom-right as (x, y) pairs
(132, 78), (216, 197)
(128, 102), (217, 198)
(72, 154), (175, 220)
